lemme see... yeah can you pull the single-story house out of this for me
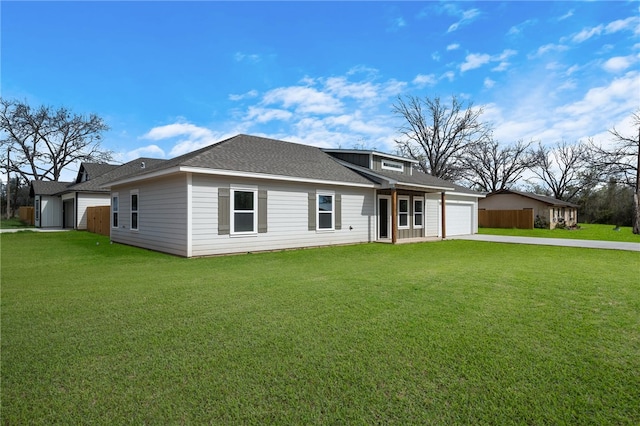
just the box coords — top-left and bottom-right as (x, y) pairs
(103, 134), (484, 257)
(479, 189), (579, 229)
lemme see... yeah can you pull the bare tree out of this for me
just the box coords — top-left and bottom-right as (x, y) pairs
(529, 140), (592, 201)
(461, 138), (534, 192)
(393, 95), (491, 181)
(589, 110), (640, 233)
(0, 98), (112, 183)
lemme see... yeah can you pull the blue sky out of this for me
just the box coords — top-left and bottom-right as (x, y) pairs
(2, 1), (639, 180)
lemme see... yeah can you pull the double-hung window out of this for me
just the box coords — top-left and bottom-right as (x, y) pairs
(398, 196), (410, 229)
(413, 197), (424, 228)
(231, 188), (258, 235)
(112, 194), (119, 228)
(130, 190), (139, 231)
(317, 193), (334, 230)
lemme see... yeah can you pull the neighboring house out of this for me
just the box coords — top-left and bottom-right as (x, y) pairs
(29, 180), (72, 228)
(479, 189), (579, 229)
(103, 134), (484, 257)
(29, 159), (165, 229)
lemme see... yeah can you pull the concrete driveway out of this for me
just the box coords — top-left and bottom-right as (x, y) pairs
(448, 234), (640, 252)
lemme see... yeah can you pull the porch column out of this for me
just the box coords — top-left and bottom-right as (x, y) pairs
(441, 191), (446, 239)
(391, 188), (398, 244)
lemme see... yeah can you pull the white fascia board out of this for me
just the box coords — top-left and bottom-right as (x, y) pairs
(396, 183), (456, 192)
(443, 190), (486, 199)
(100, 166), (183, 189)
(102, 165), (377, 189)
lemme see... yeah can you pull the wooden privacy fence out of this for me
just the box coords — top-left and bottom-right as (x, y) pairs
(479, 209), (534, 229)
(87, 206), (111, 236)
(19, 206), (35, 226)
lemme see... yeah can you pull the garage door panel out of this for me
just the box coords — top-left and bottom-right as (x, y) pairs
(446, 203), (473, 236)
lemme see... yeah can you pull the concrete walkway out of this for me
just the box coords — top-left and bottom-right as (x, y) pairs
(447, 234), (640, 252)
(0, 228), (69, 233)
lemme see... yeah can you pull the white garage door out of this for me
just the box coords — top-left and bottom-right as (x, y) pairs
(446, 203), (473, 236)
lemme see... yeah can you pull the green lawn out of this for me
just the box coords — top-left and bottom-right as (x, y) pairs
(480, 223), (640, 243)
(0, 217), (33, 229)
(2, 232), (639, 424)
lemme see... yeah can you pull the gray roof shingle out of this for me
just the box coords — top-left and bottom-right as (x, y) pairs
(70, 158), (167, 191)
(488, 189), (579, 207)
(117, 134), (375, 186)
(30, 180), (73, 197)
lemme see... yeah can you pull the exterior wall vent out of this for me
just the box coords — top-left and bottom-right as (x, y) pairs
(141, 161), (146, 169)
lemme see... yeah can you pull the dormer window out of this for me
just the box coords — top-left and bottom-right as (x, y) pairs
(381, 159), (404, 172)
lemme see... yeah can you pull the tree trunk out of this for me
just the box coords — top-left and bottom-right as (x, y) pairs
(635, 127), (640, 234)
(634, 191), (640, 234)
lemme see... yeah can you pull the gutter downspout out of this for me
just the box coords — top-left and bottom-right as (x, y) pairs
(441, 191), (446, 239)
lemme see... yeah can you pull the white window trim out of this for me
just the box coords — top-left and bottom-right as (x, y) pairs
(381, 159), (404, 172)
(413, 196), (424, 229)
(398, 196), (410, 229)
(317, 190), (335, 232)
(230, 186), (258, 236)
(130, 189), (139, 231)
(112, 193), (119, 229)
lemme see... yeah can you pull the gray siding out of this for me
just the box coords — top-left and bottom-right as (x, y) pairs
(191, 175), (375, 257)
(111, 175), (189, 257)
(328, 152), (370, 168)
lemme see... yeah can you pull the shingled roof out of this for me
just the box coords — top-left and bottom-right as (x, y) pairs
(29, 180), (73, 197)
(488, 189), (579, 207)
(107, 134), (375, 186)
(76, 163), (120, 184)
(68, 158), (167, 192)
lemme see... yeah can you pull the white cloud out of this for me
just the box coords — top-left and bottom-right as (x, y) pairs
(142, 123), (214, 141)
(603, 55), (636, 73)
(460, 49), (516, 73)
(387, 17), (406, 32)
(486, 71), (640, 145)
(507, 19), (537, 36)
(246, 107), (292, 123)
(124, 144), (165, 160)
(447, 8), (481, 33)
(413, 74), (437, 88)
(262, 86), (343, 114)
(446, 43), (460, 51)
(141, 122), (226, 157)
(555, 71), (640, 118)
(233, 52), (261, 63)
(571, 16), (640, 43)
(531, 43), (569, 58)
(557, 10), (574, 21)
(484, 78), (495, 89)
(324, 77), (379, 100)
(229, 90), (259, 101)
(460, 53), (491, 72)
(572, 25), (604, 43)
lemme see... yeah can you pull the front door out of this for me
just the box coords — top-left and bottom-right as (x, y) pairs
(378, 195), (391, 239)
